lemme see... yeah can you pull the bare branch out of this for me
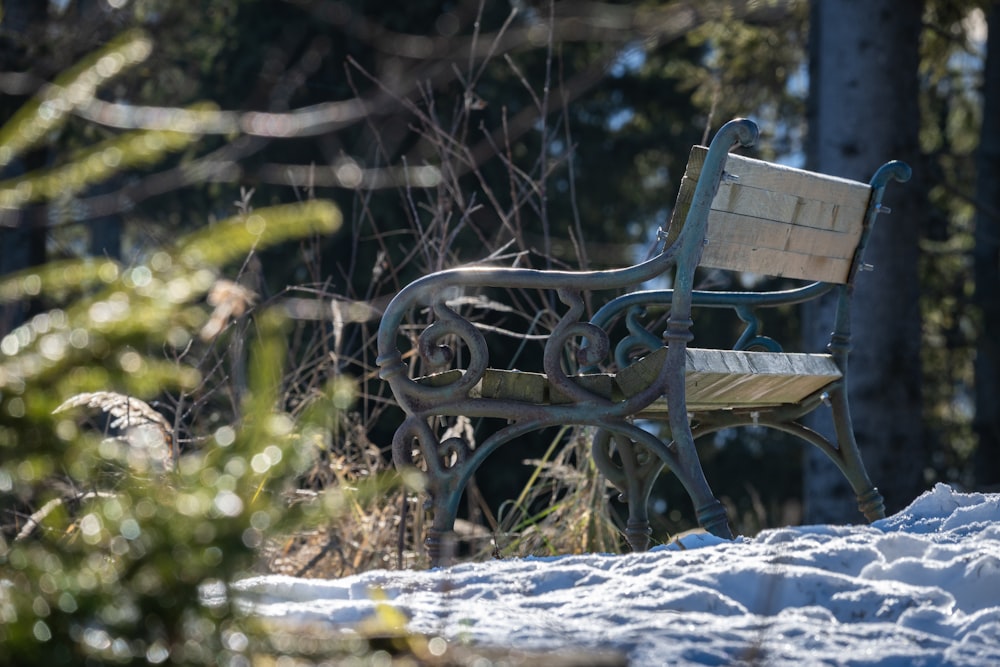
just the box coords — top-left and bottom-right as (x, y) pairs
(13, 490), (118, 544)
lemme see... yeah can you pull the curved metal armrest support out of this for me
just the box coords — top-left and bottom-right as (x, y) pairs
(848, 160), (913, 284)
(828, 159), (912, 361)
(587, 281), (837, 367)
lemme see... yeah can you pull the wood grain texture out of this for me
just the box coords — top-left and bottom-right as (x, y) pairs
(668, 145), (873, 283)
(429, 346), (842, 412)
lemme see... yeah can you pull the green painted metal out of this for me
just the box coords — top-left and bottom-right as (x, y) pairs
(376, 118), (910, 564)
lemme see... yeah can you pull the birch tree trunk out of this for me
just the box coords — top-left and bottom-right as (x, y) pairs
(974, 2), (1000, 488)
(803, 0), (927, 522)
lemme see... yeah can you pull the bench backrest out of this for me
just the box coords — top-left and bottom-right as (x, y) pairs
(666, 146), (874, 284)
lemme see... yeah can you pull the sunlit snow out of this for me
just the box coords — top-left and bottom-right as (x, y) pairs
(228, 484), (1000, 665)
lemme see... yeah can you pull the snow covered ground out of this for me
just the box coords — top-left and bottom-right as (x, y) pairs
(229, 484), (1000, 665)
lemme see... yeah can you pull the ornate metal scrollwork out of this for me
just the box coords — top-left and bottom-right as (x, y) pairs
(416, 302), (489, 385)
(540, 289), (612, 403)
(591, 428), (654, 551)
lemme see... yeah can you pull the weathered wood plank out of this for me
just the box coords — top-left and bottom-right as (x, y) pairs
(712, 182), (865, 233)
(417, 369), (466, 387)
(549, 374), (619, 404)
(431, 346), (841, 411)
(666, 145), (873, 283)
(682, 348), (841, 408)
(704, 210), (860, 258)
(685, 146), (872, 225)
(482, 369), (547, 403)
(476, 369), (619, 404)
(698, 239), (853, 284)
(619, 347), (842, 413)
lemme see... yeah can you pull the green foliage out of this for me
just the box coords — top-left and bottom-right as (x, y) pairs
(0, 312), (348, 666)
(176, 201), (341, 270)
(0, 203), (356, 664)
(0, 29), (154, 169)
(0, 36), (358, 662)
(0, 199), (340, 419)
(0, 103), (213, 209)
(916, 1), (988, 479)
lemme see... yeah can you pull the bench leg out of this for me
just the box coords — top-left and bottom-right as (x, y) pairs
(592, 429), (660, 552)
(719, 393), (886, 524)
(693, 499), (731, 538)
(689, 406), (886, 527)
(392, 416), (468, 566)
(665, 411), (733, 538)
(593, 423), (733, 546)
(827, 386), (886, 522)
(424, 500), (460, 567)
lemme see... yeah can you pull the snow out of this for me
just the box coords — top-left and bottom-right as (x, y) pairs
(226, 484), (1000, 665)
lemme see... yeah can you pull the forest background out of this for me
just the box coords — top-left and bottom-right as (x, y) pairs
(0, 0), (998, 664)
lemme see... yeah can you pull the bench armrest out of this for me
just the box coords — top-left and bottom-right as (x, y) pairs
(588, 281), (838, 368)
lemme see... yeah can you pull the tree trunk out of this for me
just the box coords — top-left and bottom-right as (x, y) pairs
(803, 0), (926, 522)
(974, 2), (1000, 488)
(0, 0), (50, 335)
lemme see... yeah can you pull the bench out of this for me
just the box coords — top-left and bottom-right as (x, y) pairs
(376, 118), (910, 563)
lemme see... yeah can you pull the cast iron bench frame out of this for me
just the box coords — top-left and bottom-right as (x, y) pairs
(377, 118), (911, 563)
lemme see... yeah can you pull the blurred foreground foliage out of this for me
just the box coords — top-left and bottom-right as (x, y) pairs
(0, 201), (376, 664)
(0, 36), (397, 661)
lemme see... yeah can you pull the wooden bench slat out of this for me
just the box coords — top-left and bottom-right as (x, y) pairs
(482, 368), (548, 403)
(668, 146), (874, 283)
(713, 183), (865, 233)
(694, 239), (854, 284)
(704, 211), (860, 260)
(684, 348), (841, 408)
(685, 146), (872, 222)
(618, 347), (841, 412)
(422, 347), (841, 413)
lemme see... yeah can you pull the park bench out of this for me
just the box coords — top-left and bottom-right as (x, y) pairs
(376, 118), (911, 564)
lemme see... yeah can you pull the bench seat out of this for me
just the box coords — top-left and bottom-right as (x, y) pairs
(419, 347), (842, 413)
